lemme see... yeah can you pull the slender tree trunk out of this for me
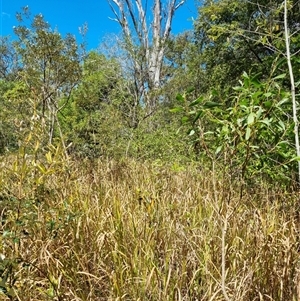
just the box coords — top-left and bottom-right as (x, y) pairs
(284, 0), (300, 185)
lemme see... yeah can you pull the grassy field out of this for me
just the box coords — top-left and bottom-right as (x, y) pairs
(0, 151), (299, 300)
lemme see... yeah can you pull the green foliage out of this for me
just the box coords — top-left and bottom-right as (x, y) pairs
(0, 36), (19, 80)
(60, 51), (131, 158)
(13, 7), (81, 146)
(127, 107), (194, 162)
(173, 71), (297, 185)
(191, 0), (300, 95)
(0, 3), (299, 301)
(213, 72), (295, 184)
(14, 10), (81, 98)
(0, 80), (32, 153)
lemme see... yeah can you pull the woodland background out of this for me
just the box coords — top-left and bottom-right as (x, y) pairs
(0, 0), (300, 300)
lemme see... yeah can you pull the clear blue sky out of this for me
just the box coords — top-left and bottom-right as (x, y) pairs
(0, 0), (198, 50)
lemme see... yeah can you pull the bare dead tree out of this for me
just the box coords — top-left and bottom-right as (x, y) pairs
(107, 0), (185, 116)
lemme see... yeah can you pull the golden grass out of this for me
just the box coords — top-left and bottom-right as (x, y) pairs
(0, 153), (299, 300)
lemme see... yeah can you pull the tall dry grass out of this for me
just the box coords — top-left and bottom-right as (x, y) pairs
(0, 152), (299, 301)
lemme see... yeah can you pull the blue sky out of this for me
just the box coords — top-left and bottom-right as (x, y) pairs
(0, 0), (198, 50)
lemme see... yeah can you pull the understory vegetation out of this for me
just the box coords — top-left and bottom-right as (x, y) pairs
(0, 149), (299, 300)
(1, 0), (300, 300)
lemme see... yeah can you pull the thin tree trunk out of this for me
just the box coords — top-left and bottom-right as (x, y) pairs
(284, 0), (300, 185)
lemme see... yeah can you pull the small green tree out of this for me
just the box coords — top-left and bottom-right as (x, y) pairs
(13, 7), (82, 147)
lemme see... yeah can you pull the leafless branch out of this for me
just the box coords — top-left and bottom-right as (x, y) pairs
(107, 0), (186, 113)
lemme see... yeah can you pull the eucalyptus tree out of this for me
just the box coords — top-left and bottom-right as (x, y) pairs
(107, 0), (185, 118)
(13, 7), (82, 146)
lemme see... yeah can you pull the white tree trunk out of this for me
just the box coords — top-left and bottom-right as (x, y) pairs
(284, 0), (300, 185)
(108, 0), (185, 114)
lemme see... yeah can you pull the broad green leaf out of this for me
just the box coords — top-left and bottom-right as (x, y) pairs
(251, 77), (261, 88)
(247, 112), (255, 125)
(215, 145), (222, 154)
(240, 104), (249, 111)
(273, 73), (286, 80)
(277, 140), (289, 146)
(252, 91), (263, 99)
(256, 106), (263, 119)
(176, 94), (185, 102)
(245, 127), (251, 141)
(211, 89), (219, 96)
(170, 107), (183, 113)
(260, 118), (271, 126)
(221, 124), (229, 134)
(189, 97), (204, 107)
(263, 92), (272, 97)
(193, 110), (203, 123)
(233, 86), (244, 91)
(242, 71), (249, 78)
(263, 100), (272, 108)
(181, 116), (189, 123)
(278, 120), (286, 131)
(203, 101), (222, 109)
(276, 98), (290, 107)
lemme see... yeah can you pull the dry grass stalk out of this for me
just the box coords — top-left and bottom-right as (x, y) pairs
(0, 155), (298, 300)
